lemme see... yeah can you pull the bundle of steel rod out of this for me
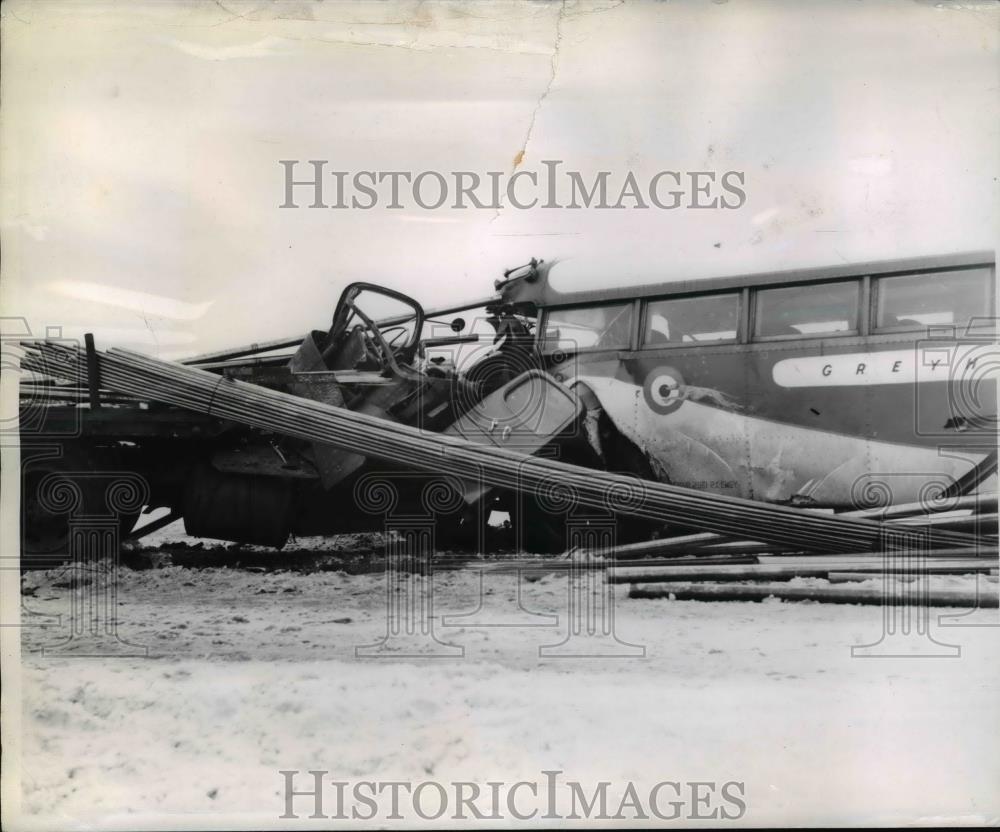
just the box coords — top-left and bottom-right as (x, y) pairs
(569, 493), (998, 560)
(618, 546), (997, 607)
(19, 340), (982, 554)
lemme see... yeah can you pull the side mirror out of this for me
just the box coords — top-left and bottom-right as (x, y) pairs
(450, 317), (466, 333)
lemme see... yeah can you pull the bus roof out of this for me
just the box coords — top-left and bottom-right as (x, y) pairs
(497, 250), (995, 310)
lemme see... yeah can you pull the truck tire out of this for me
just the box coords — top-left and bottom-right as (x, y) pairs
(21, 458), (141, 570)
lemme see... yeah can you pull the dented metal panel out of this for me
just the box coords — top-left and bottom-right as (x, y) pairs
(444, 369), (582, 503)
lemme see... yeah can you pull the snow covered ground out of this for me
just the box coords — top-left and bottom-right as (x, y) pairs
(8, 533), (1000, 828)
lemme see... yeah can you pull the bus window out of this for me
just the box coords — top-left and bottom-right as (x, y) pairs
(644, 293), (739, 345)
(542, 303), (634, 351)
(874, 268), (993, 330)
(754, 280), (859, 338)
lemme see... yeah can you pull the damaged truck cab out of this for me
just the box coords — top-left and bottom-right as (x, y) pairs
(165, 273), (585, 551)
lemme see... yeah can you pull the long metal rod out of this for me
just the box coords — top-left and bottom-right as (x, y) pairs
(611, 559), (996, 585)
(181, 336), (307, 366)
(895, 513), (998, 534)
(628, 582), (999, 607)
(187, 354), (295, 371)
(126, 510), (181, 541)
(827, 571), (997, 583)
(590, 494), (998, 560)
(20, 341), (982, 554)
(481, 554), (762, 573)
(179, 294), (501, 366)
(84, 333), (101, 410)
(940, 450), (998, 499)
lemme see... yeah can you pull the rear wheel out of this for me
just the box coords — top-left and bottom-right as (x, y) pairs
(21, 449), (142, 570)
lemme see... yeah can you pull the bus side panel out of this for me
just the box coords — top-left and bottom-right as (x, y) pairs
(571, 332), (991, 507)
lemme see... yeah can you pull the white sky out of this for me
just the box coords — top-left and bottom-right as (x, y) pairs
(1, 0), (997, 356)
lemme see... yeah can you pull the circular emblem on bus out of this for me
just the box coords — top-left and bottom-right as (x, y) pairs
(643, 367), (687, 414)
